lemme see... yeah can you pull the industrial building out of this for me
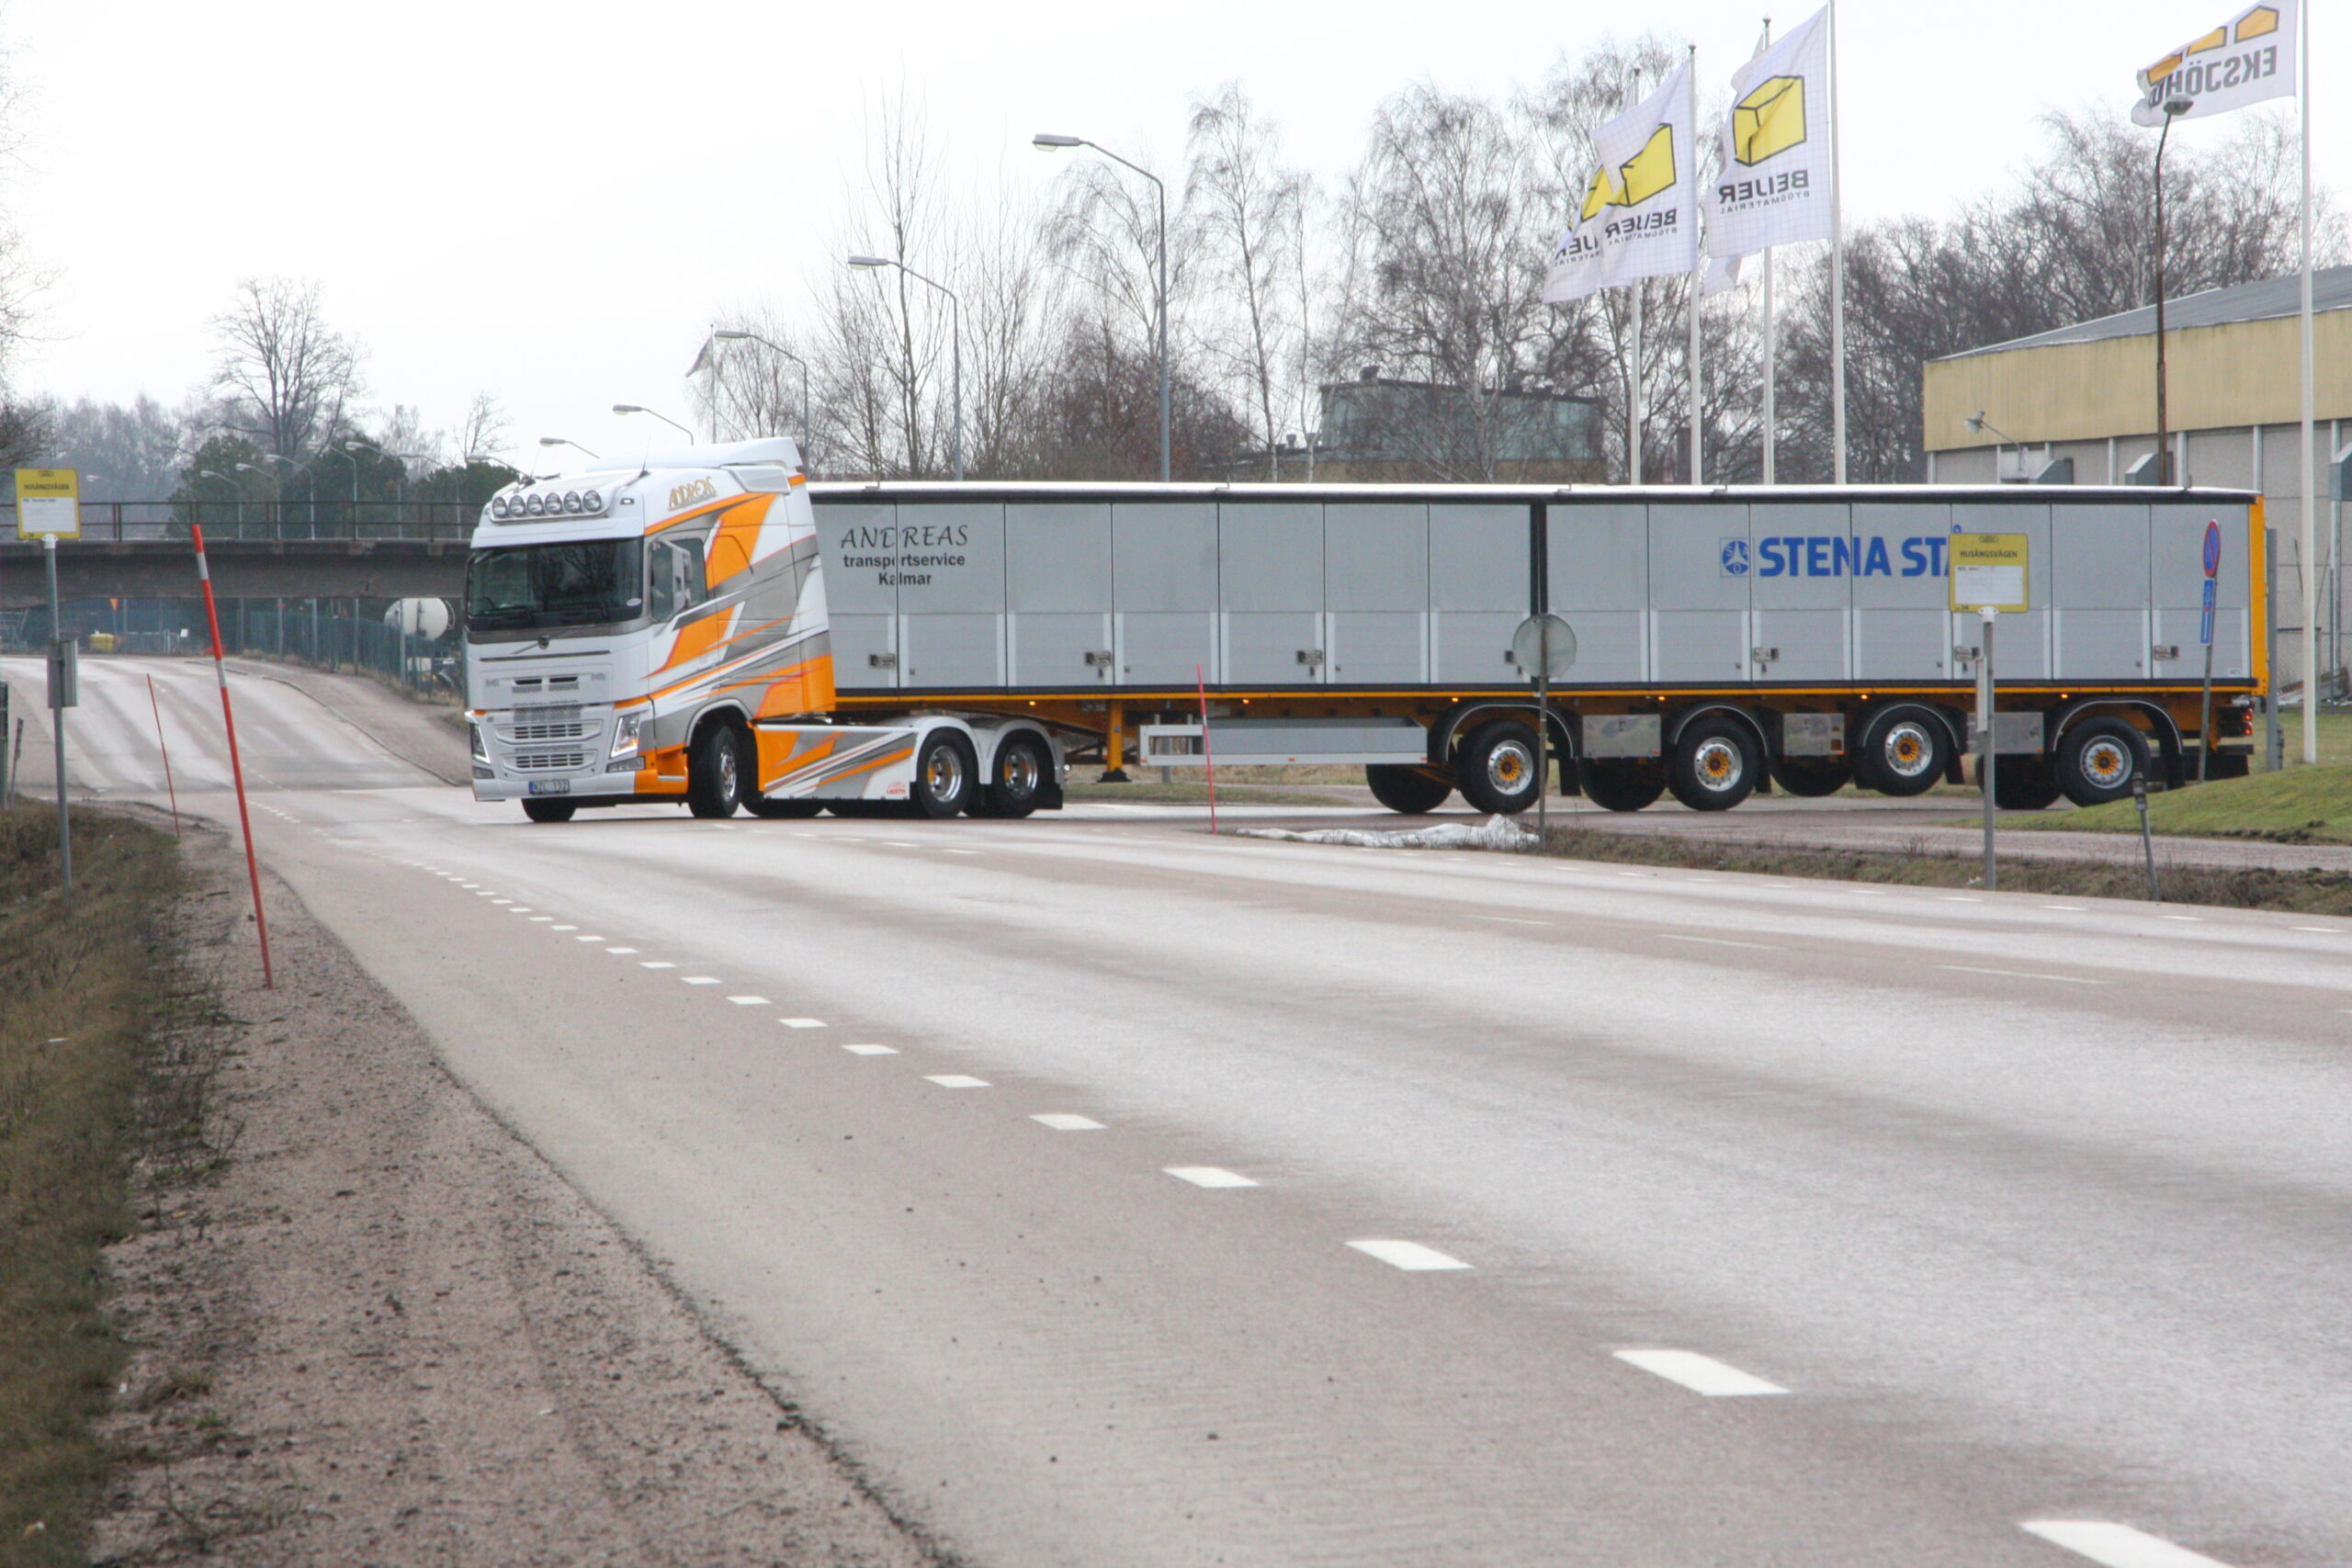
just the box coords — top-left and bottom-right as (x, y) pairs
(1923, 264), (2350, 695)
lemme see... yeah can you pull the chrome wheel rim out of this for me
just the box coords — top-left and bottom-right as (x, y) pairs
(926, 745), (965, 800)
(1881, 722), (1935, 780)
(1001, 746), (1040, 798)
(1486, 739), (1534, 796)
(2082, 738), (2131, 787)
(716, 738), (740, 803)
(1693, 738), (1745, 792)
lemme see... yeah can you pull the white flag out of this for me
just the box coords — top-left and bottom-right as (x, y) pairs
(1543, 58), (1699, 306)
(1701, 6), (1834, 295)
(2132, 0), (2297, 126)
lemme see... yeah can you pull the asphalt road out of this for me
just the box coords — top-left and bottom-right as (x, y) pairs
(13, 655), (2352, 1568)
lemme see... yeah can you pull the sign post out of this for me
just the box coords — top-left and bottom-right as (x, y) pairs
(1512, 613), (1577, 847)
(1950, 533), (2030, 892)
(17, 468), (80, 894)
(2198, 518), (2221, 782)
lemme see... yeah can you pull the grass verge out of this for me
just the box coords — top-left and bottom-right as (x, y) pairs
(2002, 762), (2352, 846)
(1532, 822), (2352, 916)
(0, 805), (183, 1565)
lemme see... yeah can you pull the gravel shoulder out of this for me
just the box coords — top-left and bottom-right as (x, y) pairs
(96, 816), (937, 1567)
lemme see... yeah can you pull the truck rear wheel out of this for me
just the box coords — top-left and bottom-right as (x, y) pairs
(1365, 763), (1453, 815)
(1854, 706), (1951, 796)
(1578, 759), (1665, 813)
(911, 731), (977, 818)
(522, 798), (576, 823)
(1989, 756), (2062, 810)
(977, 732), (1052, 818)
(1770, 757), (1850, 797)
(1668, 716), (1760, 811)
(2055, 717), (2149, 807)
(686, 722), (747, 818)
(1454, 720), (1543, 815)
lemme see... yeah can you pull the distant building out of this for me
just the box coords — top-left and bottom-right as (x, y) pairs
(1922, 265), (2351, 694)
(1237, 371), (1605, 484)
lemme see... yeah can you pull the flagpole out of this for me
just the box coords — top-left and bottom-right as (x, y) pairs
(1828, 0), (1849, 484)
(1688, 44), (1704, 486)
(1627, 68), (1645, 487)
(2298, 0), (2318, 762)
(1758, 16), (1776, 487)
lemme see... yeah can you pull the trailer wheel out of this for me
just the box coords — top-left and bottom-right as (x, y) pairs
(745, 796), (822, 818)
(1364, 763), (1453, 815)
(1854, 705), (1951, 796)
(911, 730), (977, 818)
(2055, 717), (2149, 807)
(1990, 755), (2063, 811)
(1770, 758), (1850, 797)
(1455, 720), (1544, 815)
(977, 732), (1052, 818)
(686, 722), (747, 818)
(1578, 759), (1665, 813)
(522, 798), (576, 823)
(1668, 716), (1760, 811)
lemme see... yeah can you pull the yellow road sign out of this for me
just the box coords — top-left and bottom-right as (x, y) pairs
(1950, 532), (2030, 613)
(15, 468), (79, 539)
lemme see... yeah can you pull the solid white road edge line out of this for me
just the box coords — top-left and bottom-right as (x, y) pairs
(1465, 915), (1549, 927)
(2018, 1519), (2237, 1567)
(1611, 1349), (1787, 1396)
(1032, 1113), (1104, 1131)
(1347, 1240), (1471, 1272)
(1937, 964), (2107, 986)
(1658, 934), (1780, 950)
(1165, 1167), (1258, 1188)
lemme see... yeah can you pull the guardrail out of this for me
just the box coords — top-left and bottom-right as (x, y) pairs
(0, 501), (481, 543)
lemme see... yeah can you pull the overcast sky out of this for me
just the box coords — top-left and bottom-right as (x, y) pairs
(7, 0), (2335, 476)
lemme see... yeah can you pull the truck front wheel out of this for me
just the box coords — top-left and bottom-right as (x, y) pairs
(686, 722), (747, 818)
(912, 731), (978, 818)
(1364, 763), (1453, 815)
(522, 798), (576, 823)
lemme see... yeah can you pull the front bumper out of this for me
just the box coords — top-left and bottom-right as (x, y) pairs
(470, 703), (651, 801)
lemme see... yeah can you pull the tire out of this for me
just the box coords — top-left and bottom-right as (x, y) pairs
(977, 732), (1052, 818)
(2054, 717), (2150, 807)
(744, 796), (822, 818)
(521, 798), (576, 823)
(823, 800), (894, 818)
(1454, 720), (1544, 815)
(1989, 755), (2063, 811)
(1770, 757), (1851, 797)
(685, 721), (747, 818)
(1364, 762), (1453, 815)
(910, 730), (977, 818)
(1668, 716), (1761, 811)
(1578, 759), (1665, 813)
(1854, 705), (1952, 796)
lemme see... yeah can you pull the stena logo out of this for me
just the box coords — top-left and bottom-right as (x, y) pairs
(1720, 538), (1752, 577)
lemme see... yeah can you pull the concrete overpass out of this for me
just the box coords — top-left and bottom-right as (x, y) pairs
(0, 508), (476, 607)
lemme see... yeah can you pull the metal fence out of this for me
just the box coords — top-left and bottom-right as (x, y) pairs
(0, 500), (481, 543)
(226, 603), (463, 697)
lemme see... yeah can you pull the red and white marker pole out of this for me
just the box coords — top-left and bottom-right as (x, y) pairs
(190, 525), (273, 988)
(145, 672), (180, 836)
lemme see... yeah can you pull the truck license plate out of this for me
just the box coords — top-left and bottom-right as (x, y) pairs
(527, 779), (571, 795)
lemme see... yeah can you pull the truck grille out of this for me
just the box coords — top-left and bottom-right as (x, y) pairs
(508, 720), (592, 741)
(511, 750), (589, 773)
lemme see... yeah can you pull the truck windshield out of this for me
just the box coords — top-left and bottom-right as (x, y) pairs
(467, 539), (644, 631)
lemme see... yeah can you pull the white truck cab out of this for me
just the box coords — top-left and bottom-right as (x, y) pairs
(464, 439), (1065, 822)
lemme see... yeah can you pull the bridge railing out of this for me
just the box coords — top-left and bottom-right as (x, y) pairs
(0, 500), (482, 543)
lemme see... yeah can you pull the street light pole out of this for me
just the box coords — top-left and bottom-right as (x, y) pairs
(706, 330), (813, 461)
(1035, 133), (1169, 481)
(1964, 412), (2025, 483)
(613, 403), (697, 444)
(2152, 95), (2193, 486)
(848, 254), (962, 479)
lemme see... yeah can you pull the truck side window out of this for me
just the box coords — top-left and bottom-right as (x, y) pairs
(647, 536), (709, 621)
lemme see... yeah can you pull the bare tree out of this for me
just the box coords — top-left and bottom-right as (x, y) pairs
(1188, 84), (1306, 476)
(208, 276), (363, 458)
(458, 392), (511, 461)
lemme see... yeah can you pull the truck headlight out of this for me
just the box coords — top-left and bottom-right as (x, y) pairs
(610, 712), (643, 760)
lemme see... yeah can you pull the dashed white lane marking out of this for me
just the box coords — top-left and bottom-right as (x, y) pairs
(576, 935), (605, 942)
(640, 961), (676, 970)
(842, 1043), (899, 1055)
(727, 996), (770, 1006)
(551, 924), (576, 931)
(1165, 1167), (1258, 1189)
(606, 946), (639, 954)
(1612, 1349), (1787, 1396)
(529, 916), (553, 922)
(1658, 933), (1779, 950)
(2159, 914), (2203, 922)
(1466, 914), (1549, 927)
(1937, 964), (2107, 986)
(2293, 926), (2344, 933)
(779, 1018), (826, 1029)
(1032, 1113), (1103, 1131)
(925, 1074), (990, 1089)
(2018, 1520), (2237, 1567)
(2042, 905), (2089, 911)
(681, 976), (719, 985)
(1348, 1240), (1471, 1272)
(1939, 895), (1983, 902)
(944, 848), (979, 855)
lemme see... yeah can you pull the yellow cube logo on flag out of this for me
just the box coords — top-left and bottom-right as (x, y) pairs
(1734, 75), (1805, 166)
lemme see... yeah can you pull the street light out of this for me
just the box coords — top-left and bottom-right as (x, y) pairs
(848, 254), (963, 480)
(702, 329), (812, 459)
(1035, 131), (1169, 482)
(613, 403), (696, 443)
(1964, 411), (2025, 481)
(538, 435), (600, 460)
(2152, 94), (2195, 486)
